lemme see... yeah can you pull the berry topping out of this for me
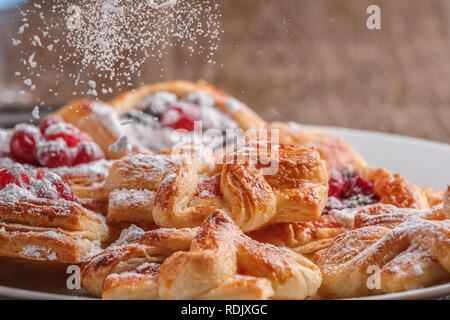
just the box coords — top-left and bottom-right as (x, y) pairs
(44, 122), (93, 147)
(6, 118), (103, 168)
(40, 116), (64, 135)
(324, 168), (380, 214)
(328, 168), (344, 197)
(35, 139), (74, 168)
(0, 168), (30, 189)
(161, 102), (201, 131)
(9, 124), (41, 165)
(0, 165), (78, 203)
(53, 179), (77, 202)
(341, 176), (375, 199)
(73, 141), (105, 166)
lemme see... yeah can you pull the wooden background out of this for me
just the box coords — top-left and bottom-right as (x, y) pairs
(0, 0), (449, 143)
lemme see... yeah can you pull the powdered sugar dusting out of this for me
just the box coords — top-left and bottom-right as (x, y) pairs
(13, 0), (222, 96)
(20, 245), (57, 261)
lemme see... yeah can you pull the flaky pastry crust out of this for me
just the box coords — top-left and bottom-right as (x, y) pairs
(0, 198), (109, 263)
(314, 191), (450, 298)
(82, 211), (322, 300)
(94, 142), (329, 232)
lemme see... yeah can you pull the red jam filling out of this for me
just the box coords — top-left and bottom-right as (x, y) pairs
(324, 167), (380, 213)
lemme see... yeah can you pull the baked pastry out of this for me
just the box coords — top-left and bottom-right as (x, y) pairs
(52, 80), (266, 159)
(94, 142), (329, 232)
(267, 121), (441, 210)
(267, 121), (367, 170)
(0, 118), (111, 200)
(248, 166), (442, 254)
(248, 214), (347, 256)
(81, 226), (196, 299)
(82, 211), (322, 300)
(314, 188), (450, 298)
(0, 164), (109, 263)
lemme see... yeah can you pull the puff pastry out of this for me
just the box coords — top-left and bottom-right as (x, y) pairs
(95, 142), (329, 232)
(314, 188), (450, 298)
(82, 211), (322, 300)
(248, 168), (441, 254)
(0, 166), (109, 263)
(267, 121), (367, 170)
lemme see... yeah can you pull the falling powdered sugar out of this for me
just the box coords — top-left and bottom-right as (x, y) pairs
(13, 0), (222, 96)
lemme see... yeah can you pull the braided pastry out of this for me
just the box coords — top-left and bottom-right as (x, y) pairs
(314, 189), (450, 298)
(82, 211), (322, 299)
(101, 142), (329, 232)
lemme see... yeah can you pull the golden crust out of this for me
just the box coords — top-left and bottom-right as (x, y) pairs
(0, 199), (109, 263)
(267, 122), (367, 170)
(248, 215), (346, 256)
(81, 227), (196, 298)
(359, 167), (431, 210)
(159, 211), (321, 300)
(82, 211), (322, 299)
(314, 199), (450, 298)
(101, 142), (329, 232)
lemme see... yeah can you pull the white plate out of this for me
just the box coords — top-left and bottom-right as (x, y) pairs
(0, 125), (448, 300)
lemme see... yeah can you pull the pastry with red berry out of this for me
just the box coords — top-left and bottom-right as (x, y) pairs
(248, 165), (444, 255)
(51, 80), (266, 159)
(0, 164), (109, 263)
(0, 117), (111, 200)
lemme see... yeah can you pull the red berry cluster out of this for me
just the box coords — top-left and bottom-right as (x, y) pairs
(9, 116), (105, 168)
(161, 102), (201, 132)
(0, 167), (77, 202)
(325, 168), (380, 213)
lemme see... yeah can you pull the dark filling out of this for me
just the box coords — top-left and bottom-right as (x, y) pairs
(324, 167), (380, 214)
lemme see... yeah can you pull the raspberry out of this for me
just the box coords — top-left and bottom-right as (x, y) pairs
(0, 168), (30, 190)
(161, 103), (201, 131)
(40, 116), (64, 135)
(10, 125), (41, 165)
(328, 168), (344, 197)
(53, 180), (78, 202)
(72, 142), (105, 166)
(44, 123), (93, 147)
(341, 176), (375, 199)
(35, 169), (47, 180)
(36, 139), (74, 168)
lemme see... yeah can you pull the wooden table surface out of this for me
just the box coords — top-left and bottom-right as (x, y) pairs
(0, 0), (449, 143)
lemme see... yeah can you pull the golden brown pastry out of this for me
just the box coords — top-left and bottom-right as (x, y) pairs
(358, 167), (433, 210)
(0, 165), (109, 263)
(267, 121), (367, 170)
(267, 121), (441, 210)
(93, 142), (329, 232)
(81, 226), (196, 299)
(82, 211), (322, 300)
(248, 167), (440, 254)
(314, 190), (450, 298)
(248, 214), (346, 256)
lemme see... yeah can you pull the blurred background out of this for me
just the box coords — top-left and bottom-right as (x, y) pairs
(0, 0), (449, 143)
